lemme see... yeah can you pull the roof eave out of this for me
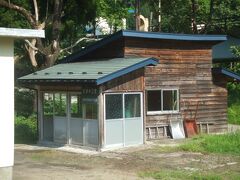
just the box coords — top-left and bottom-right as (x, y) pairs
(122, 30), (227, 41)
(18, 79), (97, 84)
(212, 67), (240, 82)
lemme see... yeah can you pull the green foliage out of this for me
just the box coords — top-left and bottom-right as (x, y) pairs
(179, 132), (240, 155)
(139, 170), (222, 180)
(96, 0), (129, 32)
(231, 46), (240, 57)
(227, 83), (240, 125)
(43, 98), (54, 116)
(228, 104), (240, 125)
(15, 115), (38, 144)
(15, 88), (35, 117)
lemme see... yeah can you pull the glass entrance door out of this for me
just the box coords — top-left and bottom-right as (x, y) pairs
(42, 92), (99, 147)
(53, 93), (67, 143)
(69, 94), (99, 147)
(69, 94), (83, 145)
(124, 94), (142, 146)
(104, 93), (143, 148)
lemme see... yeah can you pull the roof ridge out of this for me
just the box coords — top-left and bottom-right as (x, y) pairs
(59, 30), (226, 64)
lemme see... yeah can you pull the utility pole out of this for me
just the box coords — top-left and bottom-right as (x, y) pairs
(135, 0), (140, 31)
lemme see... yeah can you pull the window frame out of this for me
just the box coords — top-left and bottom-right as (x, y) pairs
(146, 89), (180, 115)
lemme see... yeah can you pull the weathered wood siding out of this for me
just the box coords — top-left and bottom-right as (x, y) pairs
(101, 69), (144, 92)
(124, 37), (228, 134)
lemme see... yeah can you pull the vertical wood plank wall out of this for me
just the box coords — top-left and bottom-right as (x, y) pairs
(124, 38), (228, 134)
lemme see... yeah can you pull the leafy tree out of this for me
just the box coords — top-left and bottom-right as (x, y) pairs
(96, 0), (129, 33)
(0, 0), (96, 68)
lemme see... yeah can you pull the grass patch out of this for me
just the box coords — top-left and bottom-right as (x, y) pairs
(139, 170), (222, 180)
(227, 83), (240, 125)
(139, 170), (240, 180)
(179, 132), (240, 155)
(228, 104), (240, 125)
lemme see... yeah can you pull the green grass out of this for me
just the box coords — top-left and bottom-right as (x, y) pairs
(228, 104), (240, 125)
(178, 132), (240, 155)
(139, 170), (222, 180)
(139, 169), (240, 180)
(227, 83), (240, 125)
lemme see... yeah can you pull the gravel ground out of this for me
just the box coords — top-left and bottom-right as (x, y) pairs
(13, 140), (240, 180)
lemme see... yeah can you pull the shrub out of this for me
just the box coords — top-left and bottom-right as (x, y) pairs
(15, 88), (35, 117)
(15, 115), (38, 144)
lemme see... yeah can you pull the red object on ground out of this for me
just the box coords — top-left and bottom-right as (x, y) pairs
(184, 119), (198, 138)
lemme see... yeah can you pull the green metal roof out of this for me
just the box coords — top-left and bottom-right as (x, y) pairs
(212, 36), (240, 62)
(19, 57), (158, 85)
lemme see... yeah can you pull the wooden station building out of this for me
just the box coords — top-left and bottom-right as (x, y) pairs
(19, 30), (240, 150)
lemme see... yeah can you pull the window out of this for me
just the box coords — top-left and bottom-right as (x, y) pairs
(105, 93), (141, 120)
(125, 94), (141, 118)
(54, 93), (67, 116)
(82, 98), (98, 120)
(105, 94), (123, 120)
(70, 95), (82, 118)
(147, 89), (179, 114)
(43, 93), (54, 116)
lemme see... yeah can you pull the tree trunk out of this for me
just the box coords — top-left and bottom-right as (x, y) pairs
(0, 0), (64, 68)
(191, 0), (198, 34)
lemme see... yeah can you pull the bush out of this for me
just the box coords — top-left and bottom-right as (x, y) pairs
(15, 88), (35, 117)
(15, 115), (38, 144)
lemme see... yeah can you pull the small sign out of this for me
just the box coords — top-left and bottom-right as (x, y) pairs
(80, 88), (98, 95)
(128, 9), (135, 13)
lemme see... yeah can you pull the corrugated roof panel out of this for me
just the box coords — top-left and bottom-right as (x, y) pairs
(19, 57), (158, 84)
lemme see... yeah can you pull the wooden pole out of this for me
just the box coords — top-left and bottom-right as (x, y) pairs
(135, 0), (140, 31)
(158, 0), (161, 31)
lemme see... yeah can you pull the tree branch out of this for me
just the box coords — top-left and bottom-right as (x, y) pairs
(24, 39), (38, 51)
(60, 37), (99, 53)
(33, 0), (39, 23)
(0, 0), (36, 28)
(24, 39), (38, 67)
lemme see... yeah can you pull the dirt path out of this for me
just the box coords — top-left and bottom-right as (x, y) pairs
(13, 142), (240, 180)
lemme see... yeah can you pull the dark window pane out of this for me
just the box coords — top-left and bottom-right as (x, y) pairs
(125, 94), (141, 118)
(163, 90), (178, 111)
(85, 103), (98, 119)
(106, 94), (123, 120)
(173, 90), (178, 110)
(82, 97), (98, 120)
(147, 90), (161, 111)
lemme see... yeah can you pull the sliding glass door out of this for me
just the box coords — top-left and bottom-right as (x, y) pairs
(69, 94), (99, 147)
(104, 93), (143, 148)
(53, 93), (67, 143)
(42, 92), (99, 147)
(69, 95), (83, 145)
